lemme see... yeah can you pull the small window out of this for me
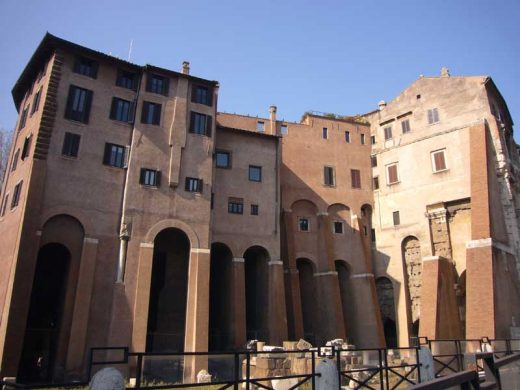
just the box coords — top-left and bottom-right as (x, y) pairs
(324, 166), (335, 186)
(11, 181), (23, 209)
(18, 107), (29, 131)
(65, 85), (93, 123)
(333, 221), (344, 234)
(323, 127), (328, 139)
(373, 176), (380, 190)
(140, 168), (161, 187)
(298, 217), (310, 232)
(281, 125), (288, 135)
(361, 134), (365, 144)
(73, 56), (98, 78)
(345, 131), (350, 143)
(0, 194), (8, 217)
(11, 149), (20, 172)
(116, 70), (137, 90)
(384, 126), (392, 140)
(228, 198), (243, 214)
(110, 97), (132, 122)
(21, 135), (32, 160)
(185, 177), (203, 193)
(141, 101), (161, 125)
(103, 143), (125, 168)
(30, 88), (42, 116)
(427, 108), (439, 124)
(371, 135), (376, 145)
(216, 151), (231, 168)
(251, 204), (259, 215)
(351, 169), (361, 189)
(371, 228), (376, 242)
(257, 121), (265, 132)
(249, 165), (262, 182)
(190, 112), (212, 136)
(191, 85), (212, 106)
(431, 149), (447, 172)
(401, 119), (411, 134)
(146, 74), (169, 95)
(393, 211), (400, 226)
(371, 155), (377, 168)
(386, 163), (399, 185)
(62, 133), (81, 158)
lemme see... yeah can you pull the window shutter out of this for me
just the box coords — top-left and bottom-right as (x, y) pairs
(73, 58), (81, 74)
(146, 74), (153, 92)
(91, 61), (99, 79)
(153, 103), (161, 125)
(163, 77), (170, 96)
(433, 108), (439, 123)
(110, 98), (117, 120)
(141, 102), (148, 123)
(434, 152), (446, 171)
(139, 168), (146, 185)
(155, 171), (161, 187)
(83, 90), (93, 124)
(428, 109), (433, 124)
(191, 84), (197, 103)
(128, 100), (136, 123)
(184, 177), (190, 191)
(103, 143), (111, 165)
(190, 111), (195, 132)
(198, 179), (203, 193)
(207, 87), (213, 106)
(388, 165), (398, 183)
(65, 86), (75, 119)
(206, 115), (212, 137)
(71, 134), (80, 156)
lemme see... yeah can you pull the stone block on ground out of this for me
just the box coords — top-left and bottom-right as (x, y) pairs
(196, 369), (212, 383)
(89, 367), (125, 390)
(271, 377), (299, 390)
(296, 339), (312, 350)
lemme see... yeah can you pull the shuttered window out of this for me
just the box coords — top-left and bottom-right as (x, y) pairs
(384, 126), (392, 140)
(140, 168), (161, 187)
(103, 143), (125, 168)
(228, 198), (243, 214)
(191, 85), (212, 106)
(62, 133), (81, 158)
(110, 97), (133, 122)
(31, 88), (42, 116)
(351, 169), (361, 189)
(393, 211), (400, 226)
(116, 70), (137, 90)
(190, 112), (212, 136)
(386, 163), (399, 185)
(73, 56), (98, 79)
(11, 181), (23, 209)
(324, 166), (335, 186)
(427, 108), (439, 124)
(431, 149), (447, 172)
(146, 74), (169, 96)
(141, 101), (161, 125)
(65, 85), (93, 123)
(185, 177), (203, 193)
(401, 119), (411, 133)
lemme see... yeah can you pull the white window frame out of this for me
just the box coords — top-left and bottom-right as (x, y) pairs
(431, 149), (448, 173)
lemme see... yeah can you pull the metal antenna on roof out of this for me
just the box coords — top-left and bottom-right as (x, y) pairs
(128, 39), (133, 61)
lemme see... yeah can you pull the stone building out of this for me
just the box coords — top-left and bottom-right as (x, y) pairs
(0, 34), (519, 382)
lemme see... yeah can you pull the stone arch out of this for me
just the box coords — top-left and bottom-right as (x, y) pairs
(296, 258), (317, 345)
(335, 260), (355, 342)
(40, 207), (92, 236)
(401, 236), (422, 340)
(145, 219), (200, 249)
(209, 242), (234, 351)
(375, 277), (397, 348)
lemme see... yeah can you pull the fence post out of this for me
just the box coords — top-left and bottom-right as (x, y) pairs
(246, 351), (250, 390)
(135, 354), (143, 389)
(384, 349), (389, 390)
(416, 347), (422, 384)
(234, 352), (240, 390)
(379, 349), (384, 390)
(456, 340), (463, 372)
(87, 348), (93, 381)
(311, 350), (316, 390)
(336, 348), (341, 388)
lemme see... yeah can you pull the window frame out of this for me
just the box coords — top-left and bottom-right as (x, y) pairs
(65, 85), (93, 124)
(333, 221), (344, 234)
(30, 88), (42, 116)
(11, 181), (23, 210)
(228, 198), (244, 214)
(62, 132), (81, 158)
(257, 121), (265, 132)
(384, 126), (393, 140)
(248, 165), (262, 182)
(110, 97), (133, 122)
(190, 111), (212, 136)
(141, 101), (161, 125)
(431, 149), (448, 173)
(18, 106), (29, 131)
(373, 176), (380, 190)
(185, 177), (203, 193)
(393, 211), (400, 226)
(215, 150), (231, 169)
(191, 84), (213, 106)
(345, 131), (350, 143)
(386, 163), (399, 185)
(116, 69), (137, 90)
(140, 168), (161, 187)
(251, 204), (259, 216)
(351, 169), (361, 189)
(323, 127), (328, 139)
(146, 73), (169, 96)
(73, 56), (99, 79)
(21, 135), (32, 161)
(427, 108), (440, 124)
(298, 217), (310, 232)
(361, 133), (365, 144)
(103, 143), (126, 168)
(324, 166), (335, 187)
(11, 149), (20, 172)
(401, 119), (411, 134)
(0, 193), (9, 217)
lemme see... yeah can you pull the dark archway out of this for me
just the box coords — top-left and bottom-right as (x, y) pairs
(17, 243), (71, 383)
(146, 228), (190, 352)
(209, 242), (233, 351)
(244, 246), (269, 341)
(296, 258), (317, 345)
(375, 277), (398, 348)
(401, 236), (422, 340)
(335, 260), (355, 344)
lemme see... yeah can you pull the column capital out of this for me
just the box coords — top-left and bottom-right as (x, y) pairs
(233, 257), (245, 263)
(268, 260), (284, 266)
(313, 271), (338, 277)
(191, 248), (210, 254)
(350, 272), (374, 279)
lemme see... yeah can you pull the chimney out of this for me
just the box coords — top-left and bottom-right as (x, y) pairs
(269, 105), (277, 134)
(378, 100), (387, 110)
(441, 67), (450, 77)
(182, 61), (190, 75)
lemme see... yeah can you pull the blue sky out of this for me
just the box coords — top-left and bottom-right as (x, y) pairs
(1, 0), (520, 139)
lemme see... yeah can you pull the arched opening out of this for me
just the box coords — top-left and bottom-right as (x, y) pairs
(17, 243), (71, 383)
(209, 243), (233, 351)
(401, 236), (422, 340)
(244, 246), (269, 341)
(296, 258), (317, 345)
(375, 277), (397, 348)
(335, 260), (355, 344)
(361, 204), (373, 242)
(146, 228), (190, 352)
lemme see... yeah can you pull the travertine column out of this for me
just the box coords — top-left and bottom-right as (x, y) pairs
(231, 257), (246, 348)
(268, 259), (288, 345)
(426, 205), (453, 259)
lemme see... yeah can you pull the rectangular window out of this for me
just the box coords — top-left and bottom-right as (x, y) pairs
(371, 155), (377, 167)
(351, 169), (361, 189)
(384, 126), (392, 140)
(216, 150), (231, 168)
(431, 149), (447, 172)
(298, 217), (310, 232)
(30, 88), (42, 116)
(323, 127), (328, 139)
(185, 177), (203, 193)
(427, 108), (439, 124)
(393, 211), (400, 226)
(371, 228), (376, 242)
(140, 168), (161, 187)
(251, 204), (259, 215)
(18, 107), (29, 130)
(146, 74), (169, 95)
(0, 194), (8, 217)
(371, 135), (376, 145)
(21, 135), (32, 160)
(373, 176), (380, 190)
(190, 112), (212, 136)
(228, 197), (243, 214)
(361, 134), (365, 144)
(110, 97), (132, 122)
(281, 125), (288, 135)
(62, 132), (81, 158)
(249, 165), (262, 182)
(103, 143), (125, 168)
(11, 149), (19, 172)
(11, 181), (23, 209)
(401, 119), (411, 133)
(333, 221), (344, 234)
(257, 121), (265, 132)
(345, 131), (350, 143)
(73, 56), (98, 78)
(116, 70), (137, 90)
(386, 163), (399, 185)
(65, 85), (93, 123)
(191, 85), (212, 106)
(141, 101), (161, 125)
(324, 166), (335, 186)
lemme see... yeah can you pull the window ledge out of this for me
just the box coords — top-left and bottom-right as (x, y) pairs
(433, 168), (449, 174)
(387, 181), (400, 186)
(60, 155), (78, 161)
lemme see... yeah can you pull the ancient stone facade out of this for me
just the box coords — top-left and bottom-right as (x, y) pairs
(0, 33), (520, 382)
